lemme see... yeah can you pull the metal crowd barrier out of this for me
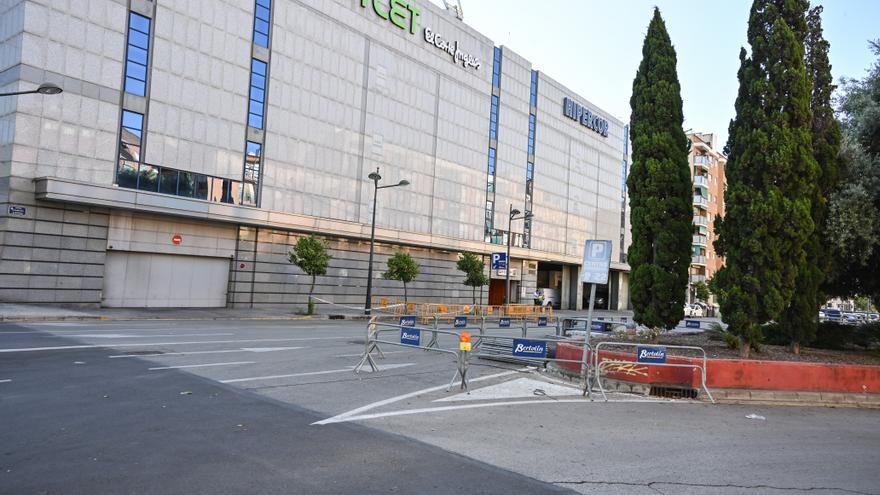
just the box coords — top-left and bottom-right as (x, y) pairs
(354, 316), (470, 391)
(592, 341), (714, 403)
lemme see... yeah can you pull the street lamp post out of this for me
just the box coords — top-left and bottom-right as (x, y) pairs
(505, 204), (533, 306)
(364, 167), (410, 316)
(0, 83), (63, 97)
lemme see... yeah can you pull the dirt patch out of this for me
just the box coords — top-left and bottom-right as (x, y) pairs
(593, 332), (880, 366)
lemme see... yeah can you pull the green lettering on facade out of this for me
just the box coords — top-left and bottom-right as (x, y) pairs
(361, 0), (419, 34)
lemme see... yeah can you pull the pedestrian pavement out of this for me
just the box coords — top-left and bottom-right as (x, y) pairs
(0, 302), (638, 323)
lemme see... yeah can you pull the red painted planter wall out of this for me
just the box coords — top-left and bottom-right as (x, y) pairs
(555, 342), (880, 394)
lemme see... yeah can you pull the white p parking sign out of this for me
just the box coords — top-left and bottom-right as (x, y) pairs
(491, 252), (507, 270)
(580, 240), (612, 285)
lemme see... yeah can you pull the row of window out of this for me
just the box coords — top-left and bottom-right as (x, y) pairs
(485, 47), (503, 243)
(124, 12), (151, 97)
(522, 70), (539, 249)
(248, 58), (268, 130)
(116, 159), (252, 205)
(253, 0), (271, 48)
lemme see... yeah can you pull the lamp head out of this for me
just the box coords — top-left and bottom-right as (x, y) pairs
(36, 83), (63, 95)
(398, 179), (410, 186)
(510, 208), (521, 218)
(368, 172), (381, 182)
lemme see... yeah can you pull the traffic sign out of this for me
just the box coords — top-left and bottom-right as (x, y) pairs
(491, 252), (507, 270)
(580, 240), (612, 285)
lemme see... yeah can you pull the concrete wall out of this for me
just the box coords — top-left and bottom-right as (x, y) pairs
(228, 226), (483, 309)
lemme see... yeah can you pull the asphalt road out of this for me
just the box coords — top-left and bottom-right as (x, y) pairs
(1, 319), (878, 494)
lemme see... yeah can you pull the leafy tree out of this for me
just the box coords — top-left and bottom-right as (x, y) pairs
(627, 8), (692, 330)
(779, 5), (842, 355)
(456, 252), (489, 305)
(713, 0), (818, 357)
(383, 251), (420, 304)
(288, 236), (332, 315)
(824, 40), (880, 304)
(693, 281), (711, 302)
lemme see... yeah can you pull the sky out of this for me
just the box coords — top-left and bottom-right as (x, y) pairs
(430, 0), (880, 148)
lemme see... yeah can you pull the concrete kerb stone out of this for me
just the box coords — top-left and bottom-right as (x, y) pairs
(708, 388), (880, 409)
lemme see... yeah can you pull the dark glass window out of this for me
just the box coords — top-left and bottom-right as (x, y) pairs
(529, 70), (538, 107)
(117, 160), (138, 189)
(492, 47), (502, 88)
(119, 110), (143, 161)
(248, 59), (268, 129)
(253, 0), (272, 47)
(137, 164), (159, 192)
(242, 141), (262, 206)
(159, 168), (178, 195)
(125, 12), (151, 96)
(193, 174), (209, 200)
(527, 163), (534, 180)
(178, 172), (195, 197)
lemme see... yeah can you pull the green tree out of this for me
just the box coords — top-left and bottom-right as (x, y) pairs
(456, 252), (489, 305)
(383, 251), (420, 304)
(693, 281), (711, 302)
(714, 0), (818, 357)
(824, 40), (880, 304)
(779, 5), (842, 355)
(288, 236), (332, 315)
(627, 8), (692, 330)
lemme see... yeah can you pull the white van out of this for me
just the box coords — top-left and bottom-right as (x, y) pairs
(533, 288), (560, 308)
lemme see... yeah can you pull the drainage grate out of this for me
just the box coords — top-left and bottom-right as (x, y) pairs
(649, 386), (698, 399)
(328, 315), (345, 320)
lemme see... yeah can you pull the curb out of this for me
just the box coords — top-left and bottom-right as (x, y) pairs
(0, 314), (374, 323)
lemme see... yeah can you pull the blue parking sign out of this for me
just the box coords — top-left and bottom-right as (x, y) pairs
(491, 252), (507, 270)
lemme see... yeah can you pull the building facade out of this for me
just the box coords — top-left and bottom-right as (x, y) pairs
(0, 0), (630, 310)
(687, 132), (726, 310)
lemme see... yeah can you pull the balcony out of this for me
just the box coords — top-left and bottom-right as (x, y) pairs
(693, 175), (709, 190)
(692, 255), (708, 266)
(690, 274), (707, 284)
(693, 215), (709, 227)
(693, 234), (708, 247)
(694, 155), (710, 171)
(693, 194), (709, 210)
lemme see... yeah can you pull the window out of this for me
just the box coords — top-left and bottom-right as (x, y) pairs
(248, 59), (268, 129)
(124, 12), (151, 96)
(253, 0), (271, 47)
(119, 110), (143, 162)
(489, 95), (499, 140)
(492, 47), (502, 88)
(242, 141), (262, 206)
(529, 71), (538, 107)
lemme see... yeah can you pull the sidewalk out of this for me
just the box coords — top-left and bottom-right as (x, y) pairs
(0, 302), (640, 323)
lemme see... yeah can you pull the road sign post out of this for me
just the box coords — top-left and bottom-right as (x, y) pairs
(579, 240), (612, 397)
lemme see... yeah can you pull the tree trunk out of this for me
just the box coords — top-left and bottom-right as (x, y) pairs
(790, 341), (801, 355)
(472, 286), (476, 305)
(403, 282), (408, 305)
(739, 336), (751, 359)
(308, 275), (316, 315)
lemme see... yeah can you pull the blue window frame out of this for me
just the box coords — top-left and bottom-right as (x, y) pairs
(253, 0), (271, 48)
(529, 71), (538, 107)
(124, 12), (151, 96)
(248, 59), (268, 129)
(491, 47), (502, 88)
(242, 141), (262, 206)
(119, 110), (144, 162)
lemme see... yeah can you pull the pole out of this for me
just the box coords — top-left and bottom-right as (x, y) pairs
(364, 169), (379, 316)
(581, 283), (596, 397)
(505, 204), (512, 306)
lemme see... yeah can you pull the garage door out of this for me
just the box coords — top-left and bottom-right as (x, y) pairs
(102, 252), (229, 308)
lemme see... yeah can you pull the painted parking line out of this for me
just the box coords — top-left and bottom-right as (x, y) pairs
(0, 336), (350, 353)
(221, 363), (416, 384)
(0, 379), (11, 384)
(149, 361), (255, 371)
(108, 346), (305, 358)
(66, 333), (235, 338)
(334, 350), (411, 358)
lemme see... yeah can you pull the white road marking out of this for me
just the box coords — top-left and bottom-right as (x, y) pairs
(0, 379), (11, 384)
(221, 363), (416, 384)
(317, 397), (679, 425)
(67, 333), (234, 338)
(313, 369), (525, 425)
(334, 350), (411, 358)
(148, 361), (255, 371)
(0, 337), (349, 353)
(433, 377), (583, 402)
(108, 346), (305, 358)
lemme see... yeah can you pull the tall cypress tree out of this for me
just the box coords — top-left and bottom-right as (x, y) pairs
(713, 0), (818, 357)
(779, 5), (841, 354)
(627, 8), (692, 330)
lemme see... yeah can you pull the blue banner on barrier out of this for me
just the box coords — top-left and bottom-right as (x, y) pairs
(499, 317), (511, 328)
(512, 339), (547, 358)
(537, 316), (548, 327)
(453, 316), (467, 328)
(399, 316), (416, 327)
(685, 320), (701, 329)
(637, 345), (667, 363)
(591, 321), (605, 331)
(400, 328), (421, 346)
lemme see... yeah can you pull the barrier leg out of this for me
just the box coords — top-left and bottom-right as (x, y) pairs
(596, 362), (609, 402)
(521, 319), (528, 338)
(700, 368), (715, 403)
(426, 317), (440, 350)
(354, 321), (380, 373)
(446, 350), (469, 392)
